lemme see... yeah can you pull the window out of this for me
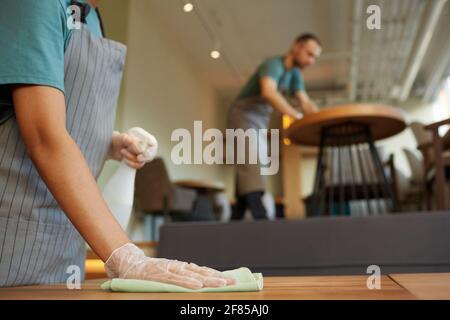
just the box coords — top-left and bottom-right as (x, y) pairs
(431, 76), (450, 136)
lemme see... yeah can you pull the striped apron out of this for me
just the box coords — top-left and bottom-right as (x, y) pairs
(227, 97), (273, 196)
(0, 24), (126, 287)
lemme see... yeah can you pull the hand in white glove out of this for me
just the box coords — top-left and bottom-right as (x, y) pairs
(108, 128), (158, 169)
(105, 243), (236, 289)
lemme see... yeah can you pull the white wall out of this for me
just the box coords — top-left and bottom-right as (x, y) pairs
(122, 0), (227, 183)
(98, 0), (230, 193)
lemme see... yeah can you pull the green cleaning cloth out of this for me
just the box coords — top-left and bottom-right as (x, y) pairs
(101, 267), (263, 293)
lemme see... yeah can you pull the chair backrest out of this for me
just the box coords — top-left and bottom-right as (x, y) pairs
(134, 157), (174, 212)
(410, 122), (432, 146)
(402, 148), (424, 184)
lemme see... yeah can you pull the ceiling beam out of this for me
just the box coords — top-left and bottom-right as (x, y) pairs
(423, 35), (450, 102)
(349, 0), (364, 101)
(395, 0), (448, 101)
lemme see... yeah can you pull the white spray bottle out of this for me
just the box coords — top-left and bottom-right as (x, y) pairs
(102, 127), (158, 231)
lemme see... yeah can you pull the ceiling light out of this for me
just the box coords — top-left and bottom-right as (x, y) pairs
(210, 50), (221, 59)
(183, 3), (194, 12)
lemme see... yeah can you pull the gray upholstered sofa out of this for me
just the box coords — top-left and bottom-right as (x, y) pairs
(158, 212), (450, 275)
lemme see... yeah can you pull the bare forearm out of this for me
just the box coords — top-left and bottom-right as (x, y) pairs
(296, 92), (319, 115)
(27, 131), (129, 261)
(302, 100), (319, 114)
(263, 91), (300, 118)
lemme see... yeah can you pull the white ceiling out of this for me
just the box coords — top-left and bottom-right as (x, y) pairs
(147, 0), (450, 105)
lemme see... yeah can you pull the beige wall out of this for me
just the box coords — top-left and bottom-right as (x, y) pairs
(97, 0), (232, 196)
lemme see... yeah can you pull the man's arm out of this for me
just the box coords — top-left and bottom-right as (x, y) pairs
(12, 85), (129, 262)
(296, 91), (319, 115)
(260, 76), (302, 119)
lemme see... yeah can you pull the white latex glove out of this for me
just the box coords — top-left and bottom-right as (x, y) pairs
(109, 128), (158, 169)
(104, 243), (237, 289)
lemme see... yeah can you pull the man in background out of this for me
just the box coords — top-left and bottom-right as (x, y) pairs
(227, 33), (322, 220)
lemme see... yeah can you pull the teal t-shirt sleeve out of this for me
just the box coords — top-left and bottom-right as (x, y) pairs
(292, 68), (305, 92)
(258, 58), (284, 82)
(0, 0), (68, 93)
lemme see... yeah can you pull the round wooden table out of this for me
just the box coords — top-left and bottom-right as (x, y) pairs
(286, 104), (406, 146)
(285, 104), (406, 216)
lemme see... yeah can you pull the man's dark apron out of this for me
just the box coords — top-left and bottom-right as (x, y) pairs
(0, 24), (126, 287)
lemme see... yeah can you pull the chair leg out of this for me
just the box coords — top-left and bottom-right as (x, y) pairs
(424, 178), (432, 211)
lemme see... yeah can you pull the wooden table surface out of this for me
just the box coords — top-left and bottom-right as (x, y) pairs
(1, 273), (449, 300)
(286, 104), (406, 146)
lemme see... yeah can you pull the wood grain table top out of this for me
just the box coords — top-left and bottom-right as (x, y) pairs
(1, 273), (449, 300)
(286, 104), (407, 146)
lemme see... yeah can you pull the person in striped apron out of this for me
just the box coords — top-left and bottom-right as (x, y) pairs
(227, 34), (322, 220)
(0, 0), (235, 288)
